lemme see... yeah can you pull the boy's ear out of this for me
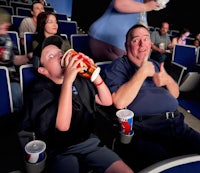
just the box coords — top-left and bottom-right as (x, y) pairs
(38, 66), (46, 75)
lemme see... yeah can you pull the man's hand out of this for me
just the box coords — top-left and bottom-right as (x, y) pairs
(153, 62), (168, 87)
(153, 62), (180, 98)
(140, 55), (155, 77)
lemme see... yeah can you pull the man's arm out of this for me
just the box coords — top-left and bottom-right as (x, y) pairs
(112, 59), (155, 109)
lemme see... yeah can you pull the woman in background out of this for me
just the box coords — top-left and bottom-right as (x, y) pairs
(32, 11), (71, 59)
(171, 28), (190, 49)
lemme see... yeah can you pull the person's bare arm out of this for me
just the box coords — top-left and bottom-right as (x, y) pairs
(114, 0), (160, 13)
(151, 42), (166, 53)
(56, 55), (83, 131)
(94, 75), (113, 106)
(13, 55), (29, 65)
(112, 58), (155, 109)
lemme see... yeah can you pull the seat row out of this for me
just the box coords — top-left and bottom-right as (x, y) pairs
(0, 64), (36, 116)
(0, 0), (54, 15)
(0, 1), (68, 19)
(148, 25), (195, 45)
(170, 44), (200, 92)
(8, 30), (91, 56)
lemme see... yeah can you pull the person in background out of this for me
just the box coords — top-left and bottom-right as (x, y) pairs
(21, 35), (133, 173)
(103, 24), (200, 172)
(19, 0), (45, 52)
(150, 22), (172, 61)
(193, 39), (199, 48)
(193, 38), (199, 55)
(150, 21), (172, 72)
(0, 8), (29, 112)
(88, 0), (162, 61)
(195, 33), (200, 42)
(171, 28), (190, 49)
(31, 11), (71, 62)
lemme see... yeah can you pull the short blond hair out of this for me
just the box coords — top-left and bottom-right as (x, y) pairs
(0, 8), (11, 25)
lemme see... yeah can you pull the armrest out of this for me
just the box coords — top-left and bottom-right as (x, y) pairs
(171, 62), (187, 70)
(170, 62), (187, 85)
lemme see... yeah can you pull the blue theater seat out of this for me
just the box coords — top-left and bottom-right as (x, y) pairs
(138, 154), (200, 173)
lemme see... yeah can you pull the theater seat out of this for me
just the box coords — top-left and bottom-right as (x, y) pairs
(170, 44), (200, 92)
(138, 154), (200, 173)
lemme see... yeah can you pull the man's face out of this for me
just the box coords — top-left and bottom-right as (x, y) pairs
(196, 34), (200, 40)
(32, 3), (45, 18)
(126, 27), (151, 67)
(160, 23), (169, 35)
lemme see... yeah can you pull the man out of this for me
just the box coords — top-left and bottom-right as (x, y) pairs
(103, 24), (200, 172)
(150, 22), (172, 72)
(21, 35), (133, 173)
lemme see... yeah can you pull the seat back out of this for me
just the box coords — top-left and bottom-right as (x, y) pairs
(16, 7), (31, 17)
(60, 33), (68, 40)
(148, 26), (155, 33)
(0, 66), (14, 116)
(179, 72), (200, 92)
(19, 64), (36, 103)
(55, 12), (68, 21)
(8, 31), (21, 55)
(96, 61), (112, 70)
(24, 32), (36, 54)
(186, 37), (195, 45)
(0, 0), (7, 5)
(70, 34), (92, 56)
(138, 154), (200, 173)
(196, 46), (200, 64)
(9, 1), (31, 15)
(170, 45), (200, 92)
(95, 61), (112, 76)
(169, 62), (186, 85)
(58, 20), (78, 42)
(0, 5), (14, 15)
(11, 15), (25, 33)
(172, 44), (197, 67)
(154, 27), (160, 32)
(44, 6), (54, 12)
(170, 29), (180, 37)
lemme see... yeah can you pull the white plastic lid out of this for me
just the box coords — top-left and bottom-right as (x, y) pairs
(91, 67), (101, 82)
(116, 109), (134, 119)
(25, 140), (46, 154)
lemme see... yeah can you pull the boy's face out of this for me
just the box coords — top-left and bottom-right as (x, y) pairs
(0, 22), (10, 35)
(38, 45), (64, 82)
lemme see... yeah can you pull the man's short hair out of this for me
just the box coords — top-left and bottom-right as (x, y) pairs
(125, 23), (149, 42)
